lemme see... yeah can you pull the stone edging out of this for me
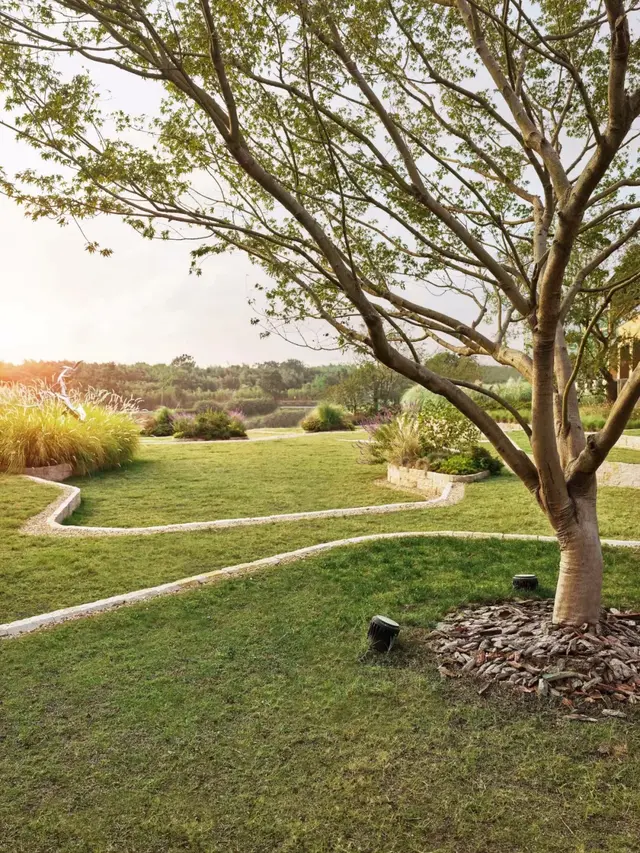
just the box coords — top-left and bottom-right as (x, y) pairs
(3, 527), (640, 639)
(20, 476), (463, 538)
(23, 463), (73, 482)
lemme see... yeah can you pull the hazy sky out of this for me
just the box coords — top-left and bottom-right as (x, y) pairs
(0, 193), (350, 367)
(0, 57), (352, 368)
(0, 50), (473, 369)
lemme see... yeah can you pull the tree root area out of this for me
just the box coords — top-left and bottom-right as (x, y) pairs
(429, 599), (640, 717)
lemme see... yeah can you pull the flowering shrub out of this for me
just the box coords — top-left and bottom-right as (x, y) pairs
(417, 397), (481, 454)
(142, 406), (174, 436)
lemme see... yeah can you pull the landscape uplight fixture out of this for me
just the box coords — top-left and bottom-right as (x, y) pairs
(368, 615), (400, 652)
(512, 574), (539, 591)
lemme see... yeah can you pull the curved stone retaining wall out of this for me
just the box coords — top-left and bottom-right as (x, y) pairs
(387, 464), (490, 494)
(598, 461), (640, 488)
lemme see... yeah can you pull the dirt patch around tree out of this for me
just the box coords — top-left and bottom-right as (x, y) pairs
(427, 599), (640, 718)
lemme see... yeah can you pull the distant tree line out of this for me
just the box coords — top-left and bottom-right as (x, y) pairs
(0, 353), (519, 414)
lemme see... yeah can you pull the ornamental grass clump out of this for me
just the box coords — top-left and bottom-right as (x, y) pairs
(362, 413), (422, 465)
(0, 385), (140, 475)
(301, 403), (355, 432)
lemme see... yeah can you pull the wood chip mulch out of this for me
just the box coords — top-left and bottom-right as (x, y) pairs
(428, 600), (640, 718)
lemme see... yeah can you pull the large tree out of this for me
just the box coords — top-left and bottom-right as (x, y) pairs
(1, 0), (640, 625)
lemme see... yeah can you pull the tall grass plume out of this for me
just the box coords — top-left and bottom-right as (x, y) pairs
(0, 383), (140, 475)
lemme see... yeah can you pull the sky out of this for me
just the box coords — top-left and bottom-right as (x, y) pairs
(0, 195), (350, 367)
(0, 56), (350, 368)
(0, 29), (476, 370)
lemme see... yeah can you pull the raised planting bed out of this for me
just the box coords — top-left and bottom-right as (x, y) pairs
(387, 463), (489, 495)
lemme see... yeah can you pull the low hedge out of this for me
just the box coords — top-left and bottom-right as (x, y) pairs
(429, 446), (503, 476)
(231, 398), (278, 417)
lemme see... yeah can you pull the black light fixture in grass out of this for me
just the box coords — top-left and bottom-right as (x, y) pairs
(513, 574), (539, 591)
(368, 615), (400, 652)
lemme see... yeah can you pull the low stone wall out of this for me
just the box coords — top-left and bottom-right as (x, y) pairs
(616, 435), (640, 451)
(387, 464), (489, 494)
(506, 434), (640, 489)
(23, 463), (73, 482)
(598, 461), (640, 488)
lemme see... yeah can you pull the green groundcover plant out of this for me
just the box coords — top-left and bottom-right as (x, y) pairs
(0, 385), (139, 475)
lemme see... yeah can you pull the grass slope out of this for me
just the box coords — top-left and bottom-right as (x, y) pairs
(1, 470), (638, 622)
(2, 538), (640, 852)
(67, 434), (409, 527)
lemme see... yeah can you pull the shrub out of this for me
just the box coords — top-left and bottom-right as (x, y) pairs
(430, 446), (503, 476)
(431, 453), (477, 475)
(417, 397), (480, 453)
(141, 406), (174, 436)
(173, 409), (247, 441)
(301, 403), (355, 432)
(401, 385), (439, 410)
(0, 385), (139, 475)
(470, 445), (504, 474)
(231, 397), (278, 417)
(194, 400), (224, 415)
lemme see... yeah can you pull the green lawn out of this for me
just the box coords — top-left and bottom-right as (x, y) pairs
(2, 536), (640, 852)
(67, 433), (403, 527)
(2, 432), (640, 851)
(508, 429), (640, 464)
(2, 468), (639, 623)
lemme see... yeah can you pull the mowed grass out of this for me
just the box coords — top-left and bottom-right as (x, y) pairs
(509, 429), (640, 464)
(2, 467), (639, 622)
(67, 433), (406, 527)
(2, 537), (640, 853)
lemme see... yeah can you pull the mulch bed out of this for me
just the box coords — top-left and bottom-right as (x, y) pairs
(428, 599), (640, 719)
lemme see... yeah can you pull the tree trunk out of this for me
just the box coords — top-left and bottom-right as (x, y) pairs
(552, 484), (604, 626)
